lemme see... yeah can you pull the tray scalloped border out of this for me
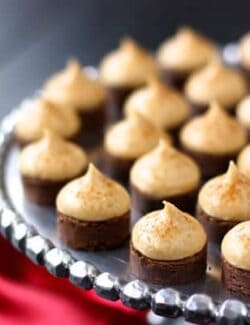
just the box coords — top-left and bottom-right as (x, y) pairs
(0, 74), (250, 324)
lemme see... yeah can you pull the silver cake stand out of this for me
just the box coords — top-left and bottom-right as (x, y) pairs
(0, 47), (250, 324)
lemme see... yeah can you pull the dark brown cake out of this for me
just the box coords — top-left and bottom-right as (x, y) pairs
(57, 211), (129, 250)
(130, 244), (207, 285)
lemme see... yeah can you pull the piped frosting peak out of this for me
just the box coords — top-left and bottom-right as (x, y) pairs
(132, 202), (206, 260)
(56, 163), (130, 221)
(15, 96), (81, 142)
(198, 161), (250, 221)
(180, 101), (247, 154)
(104, 113), (166, 159)
(124, 78), (189, 129)
(130, 139), (200, 198)
(99, 37), (159, 86)
(19, 129), (87, 181)
(44, 59), (107, 109)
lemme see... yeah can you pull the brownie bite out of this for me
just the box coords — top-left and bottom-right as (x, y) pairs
(124, 78), (190, 144)
(184, 60), (248, 115)
(239, 33), (250, 85)
(156, 26), (217, 89)
(15, 96), (81, 146)
(130, 201), (207, 285)
(103, 113), (168, 183)
(180, 101), (247, 180)
(221, 221), (250, 296)
(236, 95), (250, 139)
(56, 163), (130, 250)
(99, 38), (159, 121)
(43, 59), (108, 141)
(238, 144), (250, 177)
(130, 139), (201, 216)
(19, 130), (88, 205)
(197, 161), (250, 243)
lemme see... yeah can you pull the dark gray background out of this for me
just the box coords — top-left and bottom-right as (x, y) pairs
(0, 0), (249, 117)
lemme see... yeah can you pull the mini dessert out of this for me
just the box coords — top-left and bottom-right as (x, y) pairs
(99, 38), (159, 120)
(236, 95), (250, 138)
(103, 113), (168, 183)
(221, 221), (250, 296)
(56, 163), (130, 250)
(130, 139), (201, 215)
(130, 202), (207, 285)
(15, 96), (81, 146)
(124, 78), (190, 143)
(239, 33), (250, 83)
(238, 145), (250, 178)
(180, 101), (247, 179)
(44, 59), (107, 134)
(197, 162), (250, 243)
(19, 130), (88, 205)
(184, 60), (248, 115)
(156, 27), (217, 89)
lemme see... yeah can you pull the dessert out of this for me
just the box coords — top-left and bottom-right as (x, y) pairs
(44, 59), (107, 134)
(184, 60), (248, 115)
(56, 163), (130, 250)
(236, 95), (250, 138)
(103, 113), (167, 183)
(124, 78), (189, 143)
(238, 144), (250, 178)
(180, 101), (247, 179)
(221, 221), (250, 296)
(239, 33), (250, 83)
(19, 130), (88, 205)
(197, 162), (250, 243)
(130, 139), (200, 215)
(156, 26), (217, 89)
(130, 202), (207, 285)
(15, 96), (81, 146)
(99, 38), (159, 120)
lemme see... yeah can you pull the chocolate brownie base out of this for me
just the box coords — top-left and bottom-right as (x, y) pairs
(181, 146), (239, 180)
(22, 171), (85, 205)
(107, 85), (137, 121)
(160, 68), (189, 90)
(57, 211), (130, 250)
(78, 102), (107, 148)
(131, 183), (199, 217)
(130, 244), (207, 285)
(196, 205), (240, 243)
(103, 151), (135, 184)
(222, 257), (250, 296)
(78, 102), (107, 132)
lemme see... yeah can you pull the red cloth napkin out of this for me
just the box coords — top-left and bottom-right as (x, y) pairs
(0, 236), (146, 325)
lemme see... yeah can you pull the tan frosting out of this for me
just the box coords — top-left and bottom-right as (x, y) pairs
(124, 78), (189, 129)
(185, 60), (248, 108)
(157, 27), (217, 72)
(198, 162), (250, 221)
(239, 33), (250, 69)
(236, 95), (250, 128)
(56, 164), (130, 221)
(222, 221), (250, 270)
(104, 113), (169, 159)
(99, 38), (159, 87)
(237, 145), (250, 178)
(44, 59), (107, 110)
(19, 130), (88, 181)
(132, 202), (207, 260)
(180, 101), (247, 154)
(15, 96), (81, 142)
(130, 139), (200, 198)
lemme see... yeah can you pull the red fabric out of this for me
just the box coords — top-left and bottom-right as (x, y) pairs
(0, 236), (146, 325)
